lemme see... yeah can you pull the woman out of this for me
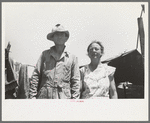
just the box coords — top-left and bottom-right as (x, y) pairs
(80, 41), (118, 99)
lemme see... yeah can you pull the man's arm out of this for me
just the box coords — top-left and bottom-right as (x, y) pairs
(70, 56), (80, 99)
(29, 53), (44, 99)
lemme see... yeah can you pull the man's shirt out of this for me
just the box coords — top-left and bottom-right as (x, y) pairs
(29, 46), (80, 99)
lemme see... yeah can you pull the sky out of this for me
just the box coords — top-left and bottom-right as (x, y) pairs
(3, 2), (148, 67)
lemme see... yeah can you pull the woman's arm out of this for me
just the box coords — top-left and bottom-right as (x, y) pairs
(109, 75), (118, 99)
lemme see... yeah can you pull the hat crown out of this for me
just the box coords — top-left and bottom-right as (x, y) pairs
(52, 24), (66, 32)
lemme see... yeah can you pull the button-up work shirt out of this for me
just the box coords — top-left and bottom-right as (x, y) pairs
(29, 46), (80, 99)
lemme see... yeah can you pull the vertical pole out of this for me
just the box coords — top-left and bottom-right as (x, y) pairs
(137, 17), (145, 58)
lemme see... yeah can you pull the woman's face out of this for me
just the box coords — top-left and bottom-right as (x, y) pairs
(88, 43), (102, 59)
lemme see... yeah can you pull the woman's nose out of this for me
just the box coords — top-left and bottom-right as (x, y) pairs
(92, 49), (96, 52)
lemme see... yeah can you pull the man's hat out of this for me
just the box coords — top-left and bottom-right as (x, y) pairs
(47, 24), (69, 41)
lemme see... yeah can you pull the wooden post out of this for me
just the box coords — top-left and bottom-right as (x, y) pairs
(137, 17), (145, 58)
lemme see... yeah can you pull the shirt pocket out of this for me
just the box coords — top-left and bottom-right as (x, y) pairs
(44, 58), (55, 71)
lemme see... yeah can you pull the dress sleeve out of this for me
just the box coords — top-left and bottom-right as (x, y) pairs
(106, 65), (116, 77)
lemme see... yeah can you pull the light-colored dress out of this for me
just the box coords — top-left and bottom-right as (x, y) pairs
(80, 64), (116, 99)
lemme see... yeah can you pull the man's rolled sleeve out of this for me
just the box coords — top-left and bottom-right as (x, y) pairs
(29, 53), (44, 99)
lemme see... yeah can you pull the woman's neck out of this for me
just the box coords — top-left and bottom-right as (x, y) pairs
(89, 59), (101, 71)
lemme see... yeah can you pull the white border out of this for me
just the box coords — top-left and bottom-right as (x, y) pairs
(2, 2), (149, 121)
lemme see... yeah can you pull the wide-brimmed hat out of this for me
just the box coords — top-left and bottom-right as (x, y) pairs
(47, 24), (69, 41)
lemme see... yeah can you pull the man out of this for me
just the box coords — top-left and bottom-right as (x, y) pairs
(29, 24), (80, 99)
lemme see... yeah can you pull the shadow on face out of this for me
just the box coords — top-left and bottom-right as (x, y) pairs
(53, 32), (68, 45)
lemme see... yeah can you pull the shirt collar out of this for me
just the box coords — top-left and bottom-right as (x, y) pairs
(50, 46), (69, 60)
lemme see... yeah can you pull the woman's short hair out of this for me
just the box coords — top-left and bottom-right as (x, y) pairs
(87, 40), (104, 54)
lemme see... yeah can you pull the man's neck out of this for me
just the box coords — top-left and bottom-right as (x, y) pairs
(54, 44), (66, 54)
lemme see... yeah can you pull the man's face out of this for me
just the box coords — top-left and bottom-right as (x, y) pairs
(53, 32), (67, 45)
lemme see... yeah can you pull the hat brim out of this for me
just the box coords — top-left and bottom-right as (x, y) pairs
(47, 31), (69, 41)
